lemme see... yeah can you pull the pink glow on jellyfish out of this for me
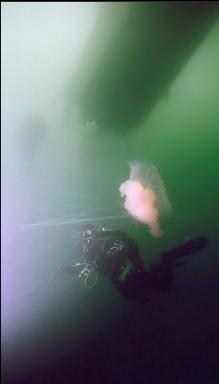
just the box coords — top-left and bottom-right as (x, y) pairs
(119, 161), (172, 238)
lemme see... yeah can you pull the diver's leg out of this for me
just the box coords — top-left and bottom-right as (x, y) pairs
(149, 261), (173, 293)
(150, 236), (209, 293)
(160, 236), (208, 264)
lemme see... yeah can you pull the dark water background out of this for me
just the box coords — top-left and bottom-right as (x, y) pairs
(2, 3), (219, 384)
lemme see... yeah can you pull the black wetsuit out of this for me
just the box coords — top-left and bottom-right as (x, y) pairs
(116, 236), (208, 302)
(62, 229), (208, 303)
(82, 228), (144, 282)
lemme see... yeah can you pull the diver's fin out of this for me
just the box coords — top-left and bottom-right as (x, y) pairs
(161, 236), (208, 262)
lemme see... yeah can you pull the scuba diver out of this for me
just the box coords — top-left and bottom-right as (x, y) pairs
(62, 225), (144, 281)
(61, 225), (208, 303)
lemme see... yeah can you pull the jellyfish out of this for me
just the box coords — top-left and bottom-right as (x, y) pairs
(119, 161), (172, 238)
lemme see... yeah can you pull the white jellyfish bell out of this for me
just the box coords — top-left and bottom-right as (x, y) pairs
(119, 161), (172, 238)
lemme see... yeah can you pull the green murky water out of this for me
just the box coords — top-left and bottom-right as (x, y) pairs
(2, 4), (219, 384)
